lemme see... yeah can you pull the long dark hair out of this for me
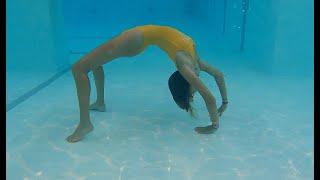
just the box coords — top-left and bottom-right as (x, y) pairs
(168, 71), (196, 117)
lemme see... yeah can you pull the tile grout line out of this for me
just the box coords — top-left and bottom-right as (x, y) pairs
(6, 65), (72, 112)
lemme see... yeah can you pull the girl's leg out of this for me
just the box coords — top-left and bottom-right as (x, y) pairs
(67, 30), (144, 143)
(68, 66), (93, 143)
(89, 66), (106, 112)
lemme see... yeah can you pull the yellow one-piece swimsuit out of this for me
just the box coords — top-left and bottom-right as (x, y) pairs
(126, 25), (197, 62)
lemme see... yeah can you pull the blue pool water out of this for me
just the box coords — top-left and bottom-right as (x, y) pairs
(7, 0), (313, 179)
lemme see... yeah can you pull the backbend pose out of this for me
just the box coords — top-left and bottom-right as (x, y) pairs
(68, 25), (228, 143)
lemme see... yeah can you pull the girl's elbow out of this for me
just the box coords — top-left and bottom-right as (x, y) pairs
(216, 71), (224, 78)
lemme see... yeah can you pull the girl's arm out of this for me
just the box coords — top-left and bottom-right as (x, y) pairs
(199, 60), (228, 116)
(175, 53), (219, 134)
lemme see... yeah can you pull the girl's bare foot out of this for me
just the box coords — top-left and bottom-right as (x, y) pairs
(89, 102), (106, 112)
(66, 122), (94, 143)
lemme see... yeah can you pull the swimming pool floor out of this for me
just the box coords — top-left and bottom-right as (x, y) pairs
(6, 64), (313, 180)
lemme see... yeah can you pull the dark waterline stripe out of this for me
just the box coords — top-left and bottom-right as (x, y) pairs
(6, 66), (71, 112)
(240, 0), (249, 51)
(222, 0), (227, 34)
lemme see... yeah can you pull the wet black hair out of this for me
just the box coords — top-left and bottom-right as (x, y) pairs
(168, 71), (194, 115)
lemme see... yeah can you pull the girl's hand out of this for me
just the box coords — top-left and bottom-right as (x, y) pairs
(194, 123), (219, 134)
(218, 103), (228, 116)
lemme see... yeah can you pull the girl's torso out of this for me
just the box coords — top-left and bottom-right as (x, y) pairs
(128, 25), (197, 63)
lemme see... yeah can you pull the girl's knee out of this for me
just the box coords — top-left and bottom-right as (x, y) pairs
(72, 62), (88, 75)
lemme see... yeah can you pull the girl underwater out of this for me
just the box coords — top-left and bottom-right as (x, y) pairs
(68, 25), (228, 143)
